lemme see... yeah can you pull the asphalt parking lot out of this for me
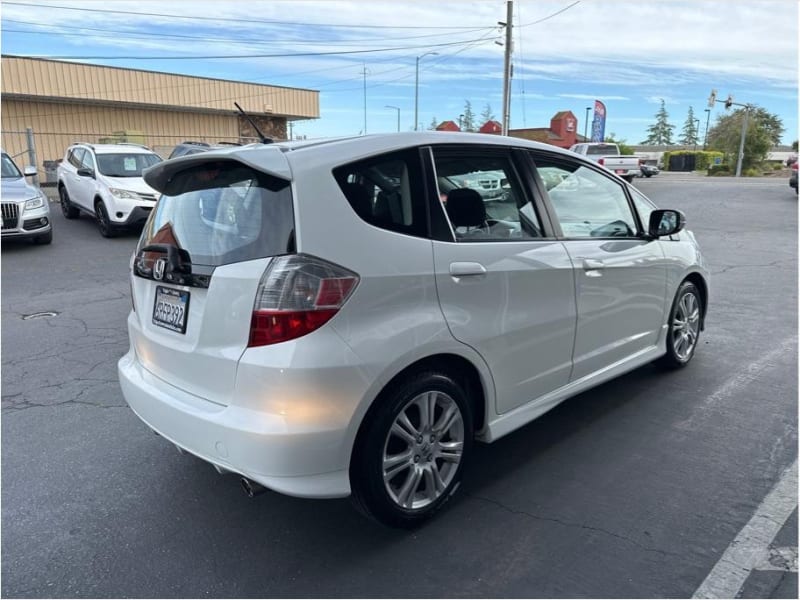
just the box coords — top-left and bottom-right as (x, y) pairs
(2, 175), (797, 598)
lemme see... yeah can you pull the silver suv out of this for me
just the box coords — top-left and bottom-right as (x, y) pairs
(119, 133), (709, 527)
(57, 143), (162, 237)
(1, 151), (52, 245)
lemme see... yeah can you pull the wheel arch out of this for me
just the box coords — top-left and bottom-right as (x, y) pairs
(683, 271), (708, 330)
(349, 352), (490, 472)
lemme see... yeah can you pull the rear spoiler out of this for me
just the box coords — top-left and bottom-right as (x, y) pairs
(143, 145), (292, 192)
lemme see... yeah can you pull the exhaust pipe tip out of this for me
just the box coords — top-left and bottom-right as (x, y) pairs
(240, 477), (267, 498)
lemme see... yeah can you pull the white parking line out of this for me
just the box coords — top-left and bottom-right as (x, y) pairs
(692, 459), (798, 599)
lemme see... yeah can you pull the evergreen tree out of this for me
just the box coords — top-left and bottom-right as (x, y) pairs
(462, 100), (476, 132)
(428, 116), (438, 130)
(641, 99), (675, 145)
(480, 103), (495, 125)
(679, 106), (699, 146)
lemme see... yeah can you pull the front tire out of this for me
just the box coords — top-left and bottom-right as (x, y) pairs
(350, 371), (473, 528)
(659, 281), (702, 369)
(95, 199), (117, 238)
(59, 186), (79, 219)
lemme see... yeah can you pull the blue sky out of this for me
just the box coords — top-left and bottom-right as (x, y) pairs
(2, 0), (798, 145)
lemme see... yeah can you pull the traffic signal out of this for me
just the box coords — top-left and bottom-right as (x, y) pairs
(725, 95), (734, 109)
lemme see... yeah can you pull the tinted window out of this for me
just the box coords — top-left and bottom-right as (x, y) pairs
(433, 149), (542, 241)
(1, 153), (22, 178)
(533, 157), (638, 238)
(97, 153), (161, 177)
(138, 161), (294, 267)
(333, 148), (427, 238)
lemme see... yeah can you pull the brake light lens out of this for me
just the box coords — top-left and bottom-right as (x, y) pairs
(249, 254), (359, 347)
(597, 158), (605, 166)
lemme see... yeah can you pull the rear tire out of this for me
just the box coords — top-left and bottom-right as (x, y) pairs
(59, 186), (79, 219)
(658, 281), (702, 369)
(95, 199), (117, 238)
(350, 371), (473, 528)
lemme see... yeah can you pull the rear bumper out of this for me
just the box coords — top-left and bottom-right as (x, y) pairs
(118, 329), (370, 499)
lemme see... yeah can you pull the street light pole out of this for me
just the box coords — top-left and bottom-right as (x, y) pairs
(584, 106), (591, 141)
(385, 105), (400, 132)
(414, 52), (438, 131)
(703, 108), (711, 150)
(693, 118), (700, 151)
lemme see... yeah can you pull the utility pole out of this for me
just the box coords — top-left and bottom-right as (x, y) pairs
(708, 90), (751, 177)
(584, 106), (591, 141)
(703, 108), (711, 150)
(500, 1), (513, 136)
(693, 118), (700, 151)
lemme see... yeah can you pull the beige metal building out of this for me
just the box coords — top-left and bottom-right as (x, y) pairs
(1, 55), (319, 179)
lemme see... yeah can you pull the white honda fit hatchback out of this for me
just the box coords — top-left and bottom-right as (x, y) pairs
(118, 132), (709, 527)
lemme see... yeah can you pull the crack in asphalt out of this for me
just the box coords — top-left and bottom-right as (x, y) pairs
(713, 259), (793, 274)
(467, 493), (682, 558)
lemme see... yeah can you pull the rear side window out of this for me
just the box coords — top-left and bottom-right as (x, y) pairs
(333, 148), (427, 238)
(138, 161), (294, 267)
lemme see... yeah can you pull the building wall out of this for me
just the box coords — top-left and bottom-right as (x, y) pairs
(2, 56), (319, 118)
(1, 99), (246, 169)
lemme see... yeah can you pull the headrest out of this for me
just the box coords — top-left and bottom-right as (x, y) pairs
(446, 188), (486, 227)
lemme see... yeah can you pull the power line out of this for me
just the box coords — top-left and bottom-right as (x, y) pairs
(22, 35), (498, 60)
(519, 1), (581, 27)
(3, 2), (488, 30)
(2, 19), (493, 46)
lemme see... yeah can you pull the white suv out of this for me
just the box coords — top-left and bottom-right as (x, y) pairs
(118, 133), (709, 527)
(57, 143), (162, 237)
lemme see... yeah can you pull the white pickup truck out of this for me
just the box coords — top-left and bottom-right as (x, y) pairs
(569, 142), (641, 182)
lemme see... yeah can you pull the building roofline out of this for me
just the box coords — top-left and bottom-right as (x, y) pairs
(2, 54), (319, 95)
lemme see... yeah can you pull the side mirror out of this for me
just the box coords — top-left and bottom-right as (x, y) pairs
(23, 165), (37, 177)
(648, 209), (686, 238)
(77, 167), (95, 178)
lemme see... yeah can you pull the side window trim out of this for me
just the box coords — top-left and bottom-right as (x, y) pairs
(511, 148), (558, 239)
(422, 146), (456, 243)
(528, 151), (644, 240)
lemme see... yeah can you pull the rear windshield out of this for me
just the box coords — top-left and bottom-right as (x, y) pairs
(586, 145), (619, 155)
(97, 153), (162, 177)
(137, 161), (294, 267)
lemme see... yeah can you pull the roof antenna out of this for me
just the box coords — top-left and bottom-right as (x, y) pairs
(234, 102), (272, 144)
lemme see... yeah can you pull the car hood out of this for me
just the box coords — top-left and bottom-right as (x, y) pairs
(1, 176), (41, 202)
(101, 176), (158, 194)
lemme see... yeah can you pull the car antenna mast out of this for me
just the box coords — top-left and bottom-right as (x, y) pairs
(234, 102), (272, 144)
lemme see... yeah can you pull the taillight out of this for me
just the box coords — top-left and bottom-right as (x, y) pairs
(793, 162), (798, 171)
(248, 254), (359, 347)
(597, 158), (605, 166)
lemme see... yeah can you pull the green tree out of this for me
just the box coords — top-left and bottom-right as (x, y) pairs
(678, 106), (699, 146)
(428, 116), (438, 130)
(480, 103), (495, 125)
(605, 132), (634, 155)
(641, 99), (675, 145)
(706, 106), (784, 170)
(462, 100), (476, 132)
(792, 140), (798, 151)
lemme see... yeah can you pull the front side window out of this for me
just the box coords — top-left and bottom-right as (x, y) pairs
(333, 148), (427, 238)
(630, 188), (657, 231)
(80, 150), (95, 171)
(433, 150), (542, 241)
(97, 153), (161, 177)
(67, 148), (84, 169)
(533, 157), (638, 238)
(1, 153), (22, 178)
(138, 161), (294, 267)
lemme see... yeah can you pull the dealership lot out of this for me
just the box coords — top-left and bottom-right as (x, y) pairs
(2, 176), (797, 597)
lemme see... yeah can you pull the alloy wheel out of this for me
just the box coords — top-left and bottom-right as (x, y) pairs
(672, 291), (700, 361)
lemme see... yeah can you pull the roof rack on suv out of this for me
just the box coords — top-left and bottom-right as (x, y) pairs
(114, 142), (153, 151)
(72, 141), (95, 149)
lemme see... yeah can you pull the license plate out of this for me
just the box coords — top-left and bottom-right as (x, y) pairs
(152, 286), (189, 334)
(615, 169), (625, 174)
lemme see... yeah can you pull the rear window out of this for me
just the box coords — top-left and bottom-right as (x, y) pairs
(137, 161), (294, 267)
(586, 144), (619, 155)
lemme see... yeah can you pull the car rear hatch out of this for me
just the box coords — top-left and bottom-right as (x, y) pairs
(129, 154), (295, 405)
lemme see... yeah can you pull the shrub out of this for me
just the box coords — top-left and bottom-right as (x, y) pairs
(743, 167), (760, 177)
(773, 163), (784, 170)
(707, 164), (731, 176)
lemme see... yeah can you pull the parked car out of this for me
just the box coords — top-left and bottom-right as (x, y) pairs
(790, 161), (798, 193)
(569, 142), (642, 182)
(639, 163), (660, 178)
(168, 140), (241, 160)
(57, 143), (162, 237)
(119, 132), (709, 527)
(1, 150), (52, 244)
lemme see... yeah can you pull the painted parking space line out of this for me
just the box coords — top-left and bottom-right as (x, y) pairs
(692, 459), (798, 598)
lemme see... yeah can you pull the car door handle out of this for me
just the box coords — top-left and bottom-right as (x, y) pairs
(449, 262), (487, 277)
(582, 259), (605, 276)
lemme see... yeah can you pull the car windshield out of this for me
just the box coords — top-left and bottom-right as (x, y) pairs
(1, 153), (23, 178)
(96, 153), (162, 177)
